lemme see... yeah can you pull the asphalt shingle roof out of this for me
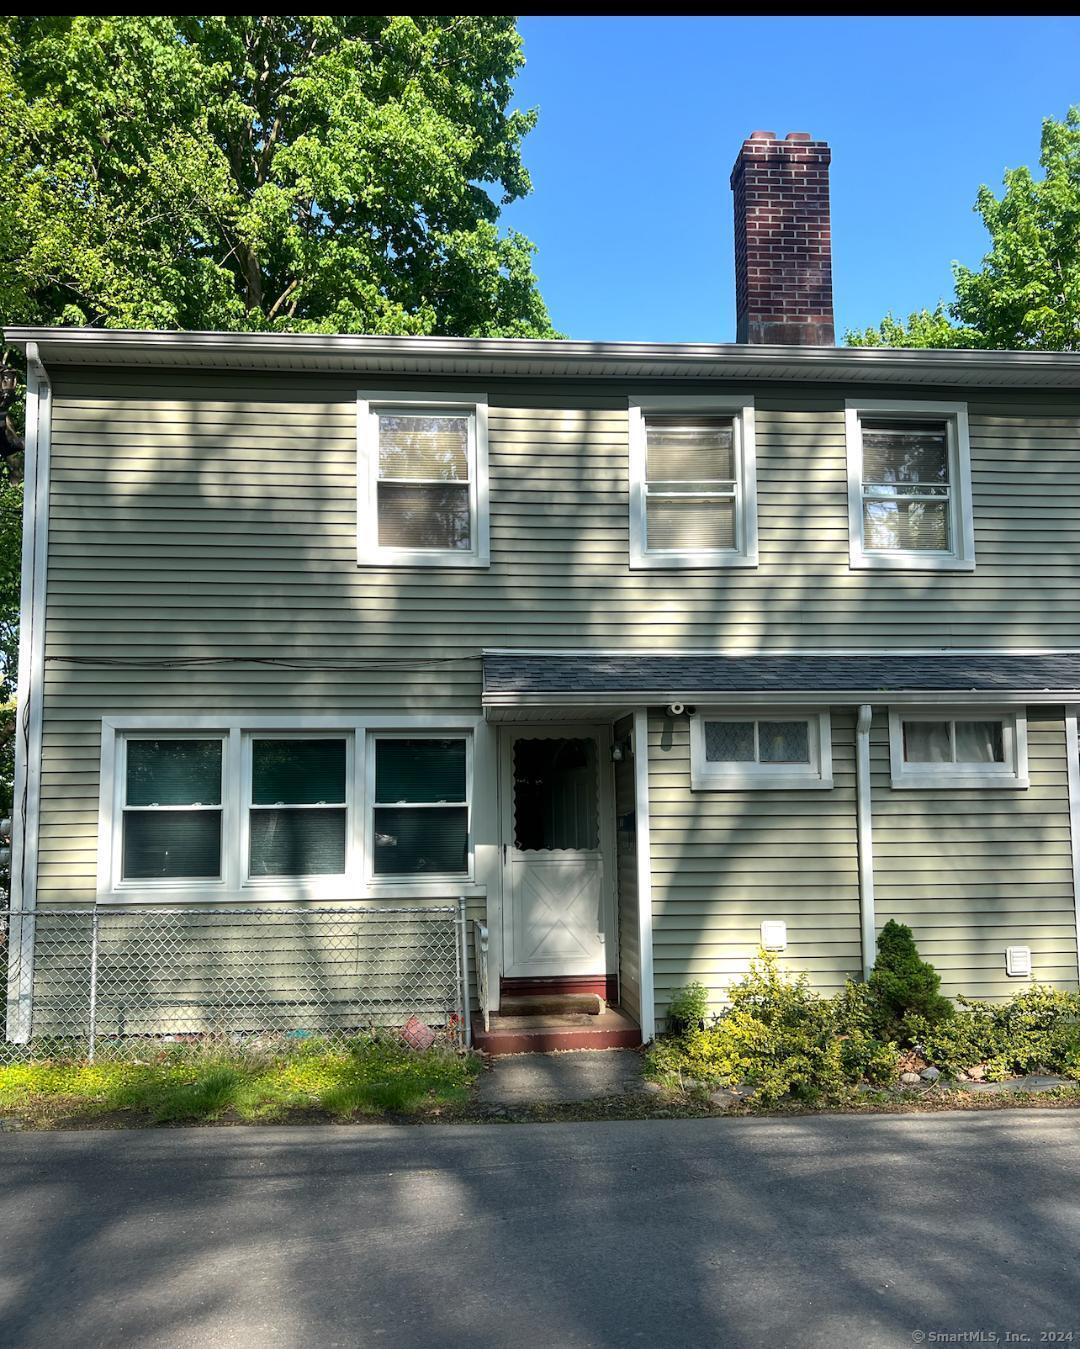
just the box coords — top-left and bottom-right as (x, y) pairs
(482, 652), (1080, 697)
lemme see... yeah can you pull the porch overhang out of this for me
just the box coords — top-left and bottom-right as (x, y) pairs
(481, 649), (1080, 719)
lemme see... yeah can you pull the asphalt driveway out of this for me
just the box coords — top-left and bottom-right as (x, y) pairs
(2, 1111), (1078, 1348)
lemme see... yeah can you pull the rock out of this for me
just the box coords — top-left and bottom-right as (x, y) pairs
(640, 1080), (664, 1096)
(0, 1118), (25, 1131)
(708, 1089), (741, 1110)
(900, 1072), (922, 1086)
(919, 1067), (941, 1083)
(967, 1065), (986, 1082)
(733, 1083), (756, 1100)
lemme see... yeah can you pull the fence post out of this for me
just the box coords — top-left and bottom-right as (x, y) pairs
(87, 908), (99, 1062)
(457, 896), (470, 1049)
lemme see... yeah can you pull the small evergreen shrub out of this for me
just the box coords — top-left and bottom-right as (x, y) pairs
(666, 981), (711, 1034)
(646, 952), (897, 1106)
(866, 920), (953, 1042)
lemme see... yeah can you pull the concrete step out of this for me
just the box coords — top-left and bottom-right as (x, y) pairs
(498, 993), (604, 1018)
(472, 1007), (641, 1056)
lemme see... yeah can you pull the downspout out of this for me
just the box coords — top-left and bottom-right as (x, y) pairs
(632, 709), (656, 1039)
(856, 704), (876, 980)
(6, 341), (51, 1042)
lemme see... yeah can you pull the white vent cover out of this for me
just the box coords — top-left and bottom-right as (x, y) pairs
(760, 920), (787, 952)
(1006, 946), (1032, 978)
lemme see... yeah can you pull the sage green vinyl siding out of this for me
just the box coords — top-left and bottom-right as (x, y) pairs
(871, 707), (1079, 999)
(613, 715), (640, 1021)
(33, 367), (1080, 1009)
(647, 710), (862, 1022)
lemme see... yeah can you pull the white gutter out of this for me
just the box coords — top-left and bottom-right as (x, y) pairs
(632, 709), (656, 1041)
(483, 689), (1078, 714)
(855, 704), (876, 981)
(6, 327), (1080, 388)
(7, 342), (51, 1042)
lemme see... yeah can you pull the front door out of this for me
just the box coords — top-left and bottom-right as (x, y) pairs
(501, 728), (614, 980)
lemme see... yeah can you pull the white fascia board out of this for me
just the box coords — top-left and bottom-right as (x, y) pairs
(8, 327), (1080, 388)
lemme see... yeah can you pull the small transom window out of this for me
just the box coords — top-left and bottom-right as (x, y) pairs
(691, 712), (832, 790)
(889, 711), (1027, 788)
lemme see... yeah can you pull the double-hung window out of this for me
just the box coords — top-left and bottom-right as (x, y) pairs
(370, 736), (470, 877)
(846, 400), (974, 570)
(888, 710), (1027, 788)
(629, 397), (757, 568)
(247, 737), (349, 878)
(104, 722), (477, 898)
(358, 392), (489, 567)
(690, 711), (832, 790)
(120, 737), (224, 883)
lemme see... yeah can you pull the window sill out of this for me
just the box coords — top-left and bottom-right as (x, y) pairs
(850, 550), (975, 573)
(356, 550), (490, 569)
(890, 770), (1028, 791)
(691, 772), (833, 792)
(630, 552), (758, 571)
(97, 882), (486, 905)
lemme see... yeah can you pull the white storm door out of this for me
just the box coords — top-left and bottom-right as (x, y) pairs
(501, 729), (613, 979)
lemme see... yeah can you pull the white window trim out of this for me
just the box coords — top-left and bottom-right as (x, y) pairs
(241, 732), (355, 888)
(690, 709), (833, 790)
(629, 394), (758, 570)
(111, 730), (233, 897)
(97, 715), (484, 903)
(845, 399), (975, 572)
(357, 389), (490, 568)
(366, 731), (473, 885)
(888, 707), (1028, 789)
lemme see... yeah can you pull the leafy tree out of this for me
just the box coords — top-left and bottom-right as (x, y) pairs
(848, 108), (1080, 351)
(0, 16), (557, 812)
(0, 15), (556, 336)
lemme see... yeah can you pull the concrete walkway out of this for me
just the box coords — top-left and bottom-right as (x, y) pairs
(3, 1112), (1080, 1348)
(476, 1047), (646, 1106)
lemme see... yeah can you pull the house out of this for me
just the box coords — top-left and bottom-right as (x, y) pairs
(7, 129), (1080, 1054)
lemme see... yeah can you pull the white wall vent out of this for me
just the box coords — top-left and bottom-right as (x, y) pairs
(760, 920), (787, 952)
(1006, 946), (1032, 978)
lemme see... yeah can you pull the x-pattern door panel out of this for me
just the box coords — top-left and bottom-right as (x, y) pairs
(502, 728), (613, 980)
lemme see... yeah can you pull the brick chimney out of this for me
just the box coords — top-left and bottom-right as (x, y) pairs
(730, 130), (835, 346)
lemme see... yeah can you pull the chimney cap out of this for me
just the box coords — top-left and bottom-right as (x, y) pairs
(747, 130), (776, 141)
(785, 131), (813, 141)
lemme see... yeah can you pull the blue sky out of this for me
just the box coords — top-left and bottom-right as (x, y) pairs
(501, 16), (1080, 343)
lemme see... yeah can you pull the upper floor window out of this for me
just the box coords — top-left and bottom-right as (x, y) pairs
(846, 400), (974, 571)
(357, 391), (490, 567)
(629, 396), (757, 569)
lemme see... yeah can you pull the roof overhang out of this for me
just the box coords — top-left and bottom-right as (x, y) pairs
(7, 327), (1080, 390)
(481, 650), (1080, 721)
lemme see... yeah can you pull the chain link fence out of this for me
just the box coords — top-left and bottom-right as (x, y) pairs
(0, 905), (467, 1062)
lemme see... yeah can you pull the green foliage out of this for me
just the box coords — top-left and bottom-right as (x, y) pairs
(0, 1034), (480, 1122)
(646, 952), (898, 1106)
(866, 920), (953, 1042)
(914, 987), (1080, 1082)
(0, 16), (556, 338)
(665, 981), (710, 1034)
(848, 108), (1080, 351)
(846, 305), (977, 350)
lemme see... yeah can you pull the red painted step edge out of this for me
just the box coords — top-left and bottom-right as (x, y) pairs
(471, 1018), (642, 1056)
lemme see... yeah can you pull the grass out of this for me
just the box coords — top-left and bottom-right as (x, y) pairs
(0, 1034), (481, 1126)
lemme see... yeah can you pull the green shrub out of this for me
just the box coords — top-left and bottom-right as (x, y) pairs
(665, 981), (711, 1034)
(915, 987), (1080, 1080)
(645, 952), (898, 1106)
(866, 920), (953, 1042)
